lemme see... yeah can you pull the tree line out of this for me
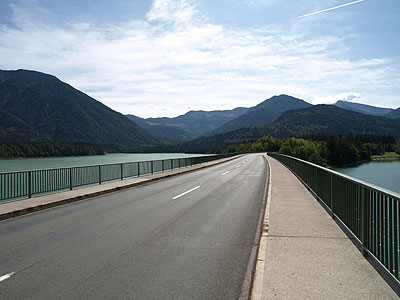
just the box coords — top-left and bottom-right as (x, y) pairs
(0, 142), (104, 159)
(222, 134), (400, 167)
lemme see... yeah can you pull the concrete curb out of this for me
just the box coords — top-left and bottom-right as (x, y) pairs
(0, 155), (241, 222)
(251, 154), (272, 300)
(239, 154), (269, 300)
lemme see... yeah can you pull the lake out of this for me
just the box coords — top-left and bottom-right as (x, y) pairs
(0, 153), (211, 173)
(334, 160), (400, 194)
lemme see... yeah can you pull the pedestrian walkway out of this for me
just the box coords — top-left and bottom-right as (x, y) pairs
(252, 155), (398, 299)
(0, 155), (240, 221)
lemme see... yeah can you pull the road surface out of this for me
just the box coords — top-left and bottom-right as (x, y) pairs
(0, 154), (267, 299)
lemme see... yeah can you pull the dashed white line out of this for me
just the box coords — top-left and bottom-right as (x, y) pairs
(236, 165), (241, 168)
(221, 171), (230, 176)
(0, 272), (15, 282)
(172, 186), (200, 200)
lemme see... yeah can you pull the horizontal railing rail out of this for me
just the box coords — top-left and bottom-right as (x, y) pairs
(268, 152), (400, 285)
(0, 153), (238, 203)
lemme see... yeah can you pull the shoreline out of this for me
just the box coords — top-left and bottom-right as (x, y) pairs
(326, 159), (371, 169)
(328, 156), (400, 169)
(372, 157), (400, 161)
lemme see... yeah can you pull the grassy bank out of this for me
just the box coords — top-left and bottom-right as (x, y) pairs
(372, 152), (400, 159)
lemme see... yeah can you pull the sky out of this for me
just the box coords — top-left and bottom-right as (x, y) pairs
(0, 0), (399, 118)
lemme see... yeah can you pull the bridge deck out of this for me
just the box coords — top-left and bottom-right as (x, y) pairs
(254, 155), (398, 299)
(0, 156), (239, 221)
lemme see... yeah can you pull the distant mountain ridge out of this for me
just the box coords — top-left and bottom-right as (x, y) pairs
(0, 69), (170, 152)
(267, 105), (400, 138)
(204, 95), (312, 136)
(334, 100), (394, 117)
(183, 105), (400, 153)
(385, 108), (400, 119)
(2, 69), (399, 156)
(126, 107), (249, 142)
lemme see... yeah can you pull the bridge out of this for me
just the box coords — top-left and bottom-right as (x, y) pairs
(0, 154), (399, 299)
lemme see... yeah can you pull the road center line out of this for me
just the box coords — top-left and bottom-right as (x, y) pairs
(221, 171), (230, 176)
(172, 186), (200, 200)
(236, 165), (241, 168)
(0, 272), (15, 282)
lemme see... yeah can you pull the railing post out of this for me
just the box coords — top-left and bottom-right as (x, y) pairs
(99, 165), (102, 185)
(121, 163), (123, 180)
(69, 168), (73, 190)
(306, 164), (309, 185)
(361, 186), (368, 257)
(162, 160), (164, 172)
(331, 173), (335, 219)
(179, 159), (181, 169)
(151, 161), (154, 174)
(28, 171), (32, 198)
(315, 167), (318, 201)
(137, 162), (140, 177)
(171, 159), (173, 170)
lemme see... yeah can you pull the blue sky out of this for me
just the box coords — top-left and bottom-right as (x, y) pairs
(0, 0), (399, 117)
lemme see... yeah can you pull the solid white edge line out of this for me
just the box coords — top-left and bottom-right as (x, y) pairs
(172, 186), (200, 200)
(251, 155), (272, 300)
(221, 171), (230, 176)
(0, 272), (15, 282)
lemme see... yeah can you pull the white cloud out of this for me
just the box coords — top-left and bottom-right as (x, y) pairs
(0, 0), (399, 117)
(146, 0), (197, 24)
(310, 92), (361, 104)
(341, 93), (361, 102)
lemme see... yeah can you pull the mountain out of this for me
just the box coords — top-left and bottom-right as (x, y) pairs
(334, 100), (394, 117)
(385, 107), (400, 119)
(0, 109), (45, 142)
(0, 69), (170, 152)
(126, 107), (249, 142)
(265, 105), (400, 139)
(126, 115), (190, 142)
(184, 105), (400, 153)
(204, 95), (312, 136)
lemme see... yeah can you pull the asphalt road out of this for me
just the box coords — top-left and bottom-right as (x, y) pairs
(0, 154), (267, 300)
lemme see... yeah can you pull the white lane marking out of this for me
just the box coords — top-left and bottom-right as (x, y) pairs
(236, 165), (241, 168)
(172, 186), (200, 200)
(221, 171), (230, 176)
(0, 272), (15, 282)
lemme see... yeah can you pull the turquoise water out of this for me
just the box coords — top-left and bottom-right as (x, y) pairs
(334, 160), (400, 194)
(0, 153), (211, 173)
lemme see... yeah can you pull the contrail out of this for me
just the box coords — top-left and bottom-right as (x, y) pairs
(298, 0), (365, 18)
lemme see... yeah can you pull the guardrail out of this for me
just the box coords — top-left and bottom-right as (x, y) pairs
(269, 152), (400, 284)
(0, 153), (237, 203)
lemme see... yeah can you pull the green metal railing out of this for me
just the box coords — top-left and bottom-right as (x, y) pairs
(0, 153), (237, 203)
(269, 152), (400, 284)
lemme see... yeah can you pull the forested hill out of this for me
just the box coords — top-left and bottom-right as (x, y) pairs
(183, 105), (400, 153)
(267, 105), (400, 138)
(0, 109), (44, 142)
(126, 107), (249, 142)
(0, 69), (170, 152)
(203, 94), (312, 136)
